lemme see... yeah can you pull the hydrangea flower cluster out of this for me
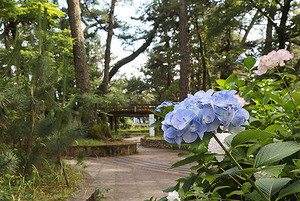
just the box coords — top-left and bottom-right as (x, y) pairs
(167, 191), (180, 201)
(208, 133), (231, 162)
(155, 101), (178, 113)
(161, 90), (249, 147)
(257, 49), (293, 75)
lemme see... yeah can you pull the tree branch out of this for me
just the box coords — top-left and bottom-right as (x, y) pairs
(242, 9), (260, 43)
(250, 0), (278, 28)
(108, 20), (160, 81)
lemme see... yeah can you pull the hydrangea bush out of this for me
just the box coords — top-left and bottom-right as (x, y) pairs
(149, 49), (300, 201)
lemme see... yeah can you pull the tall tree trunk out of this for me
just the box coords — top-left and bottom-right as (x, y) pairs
(99, 0), (116, 124)
(67, 0), (91, 94)
(101, 0), (115, 95)
(264, 6), (276, 54)
(195, 19), (208, 91)
(67, 0), (96, 124)
(277, 0), (292, 49)
(179, 0), (191, 101)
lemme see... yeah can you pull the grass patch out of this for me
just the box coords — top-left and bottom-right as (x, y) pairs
(0, 160), (82, 201)
(72, 138), (134, 146)
(118, 127), (149, 133)
(144, 136), (164, 140)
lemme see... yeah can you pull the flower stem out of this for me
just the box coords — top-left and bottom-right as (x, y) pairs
(212, 132), (270, 201)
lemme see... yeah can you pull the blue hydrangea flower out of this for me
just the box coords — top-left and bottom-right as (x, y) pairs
(155, 101), (178, 113)
(161, 90), (249, 147)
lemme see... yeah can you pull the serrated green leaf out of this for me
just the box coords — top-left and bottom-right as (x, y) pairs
(276, 180), (300, 201)
(260, 164), (286, 177)
(231, 130), (276, 148)
(254, 142), (300, 168)
(255, 178), (291, 198)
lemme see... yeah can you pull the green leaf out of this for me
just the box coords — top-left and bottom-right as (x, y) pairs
(235, 80), (246, 87)
(242, 80), (260, 97)
(254, 142), (300, 168)
(182, 175), (196, 193)
(221, 166), (240, 176)
(231, 130), (277, 148)
(212, 186), (231, 194)
(255, 178), (291, 198)
(216, 79), (226, 88)
(225, 74), (238, 85)
(226, 190), (244, 198)
(265, 125), (288, 133)
(290, 169), (300, 173)
(290, 92), (300, 107)
(271, 113), (287, 120)
(260, 164), (286, 177)
(276, 180), (300, 200)
(293, 159), (300, 168)
(244, 57), (256, 69)
(239, 168), (260, 176)
(203, 174), (220, 184)
(170, 154), (214, 168)
(266, 91), (282, 104)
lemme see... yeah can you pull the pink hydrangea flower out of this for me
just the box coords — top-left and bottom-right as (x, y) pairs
(234, 95), (250, 107)
(257, 49), (293, 75)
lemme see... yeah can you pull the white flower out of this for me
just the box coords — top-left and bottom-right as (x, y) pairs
(208, 133), (231, 162)
(167, 191), (180, 201)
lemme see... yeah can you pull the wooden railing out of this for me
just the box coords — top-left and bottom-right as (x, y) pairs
(106, 104), (158, 113)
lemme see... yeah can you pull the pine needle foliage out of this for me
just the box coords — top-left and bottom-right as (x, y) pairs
(0, 4), (84, 175)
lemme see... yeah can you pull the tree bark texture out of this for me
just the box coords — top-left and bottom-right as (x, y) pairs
(179, 0), (191, 101)
(67, 0), (97, 126)
(264, 6), (276, 54)
(101, 0), (116, 95)
(67, 0), (91, 94)
(277, 0), (292, 49)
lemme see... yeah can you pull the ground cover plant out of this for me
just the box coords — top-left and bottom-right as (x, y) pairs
(151, 49), (300, 201)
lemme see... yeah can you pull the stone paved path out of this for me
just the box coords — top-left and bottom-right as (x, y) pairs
(66, 145), (193, 201)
